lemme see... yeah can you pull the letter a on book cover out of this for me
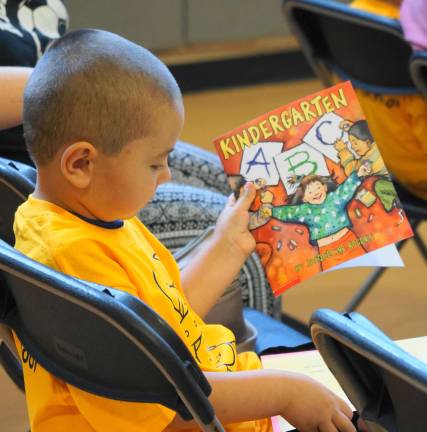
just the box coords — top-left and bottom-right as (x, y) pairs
(213, 82), (413, 296)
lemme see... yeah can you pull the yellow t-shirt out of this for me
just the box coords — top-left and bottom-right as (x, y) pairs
(349, 0), (427, 200)
(13, 196), (272, 432)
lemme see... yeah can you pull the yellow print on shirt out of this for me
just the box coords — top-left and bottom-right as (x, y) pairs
(207, 341), (236, 371)
(152, 270), (204, 363)
(191, 333), (203, 363)
(152, 271), (189, 323)
(20, 343), (38, 373)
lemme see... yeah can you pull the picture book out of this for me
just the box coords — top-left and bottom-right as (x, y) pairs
(213, 82), (413, 296)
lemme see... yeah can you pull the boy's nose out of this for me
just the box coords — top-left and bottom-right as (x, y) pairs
(159, 165), (172, 184)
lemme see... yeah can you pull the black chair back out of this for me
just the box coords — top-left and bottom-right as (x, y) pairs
(0, 238), (223, 430)
(410, 51), (427, 98)
(0, 157), (36, 391)
(283, 0), (415, 93)
(311, 309), (427, 432)
(0, 157), (36, 245)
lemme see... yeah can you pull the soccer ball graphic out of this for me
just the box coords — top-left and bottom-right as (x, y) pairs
(17, 0), (68, 40)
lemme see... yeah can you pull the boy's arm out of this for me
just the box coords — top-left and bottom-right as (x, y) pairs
(166, 369), (355, 431)
(335, 139), (357, 176)
(271, 203), (307, 223)
(180, 183), (257, 318)
(332, 171), (362, 202)
(0, 67), (32, 130)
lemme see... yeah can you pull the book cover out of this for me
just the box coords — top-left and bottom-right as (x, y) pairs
(213, 82), (413, 296)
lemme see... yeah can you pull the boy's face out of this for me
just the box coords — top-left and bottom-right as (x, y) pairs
(303, 181), (327, 205)
(91, 99), (184, 220)
(349, 135), (370, 157)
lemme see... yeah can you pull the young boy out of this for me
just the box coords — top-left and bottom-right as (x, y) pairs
(12, 29), (355, 432)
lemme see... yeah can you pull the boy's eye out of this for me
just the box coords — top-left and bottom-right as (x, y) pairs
(150, 156), (170, 171)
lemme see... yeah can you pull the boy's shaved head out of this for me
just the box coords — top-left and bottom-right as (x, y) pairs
(24, 29), (182, 165)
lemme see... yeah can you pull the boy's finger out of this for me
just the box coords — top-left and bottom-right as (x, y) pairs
(318, 421), (338, 432)
(333, 412), (356, 432)
(234, 182), (256, 210)
(227, 193), (236, 206)
(356, 418), (369, 432)
(337, 399), (353, 419)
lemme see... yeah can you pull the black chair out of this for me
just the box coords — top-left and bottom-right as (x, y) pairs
(0, 158), (36, 246)
(283, 0), (415, 93)
(310, 308), (427, 432)
(409, 51), (427, 99)
(0, 157), (36, 392)
(283, 0), (427, 312)
(0, 238), (224, 431)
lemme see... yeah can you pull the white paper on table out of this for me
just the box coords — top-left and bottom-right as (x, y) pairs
(262, 336), (427, 431)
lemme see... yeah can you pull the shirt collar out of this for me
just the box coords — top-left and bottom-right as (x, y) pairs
(71, 212), (124, 229)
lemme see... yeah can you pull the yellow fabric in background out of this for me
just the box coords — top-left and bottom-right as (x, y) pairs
(349, 0), (427, 200)
(356, 91), (427, 200)
(351, 0), (399, 18)
(13, 196), (271, 432)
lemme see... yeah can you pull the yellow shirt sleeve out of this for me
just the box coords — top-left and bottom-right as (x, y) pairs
(335, 141), (357, 176)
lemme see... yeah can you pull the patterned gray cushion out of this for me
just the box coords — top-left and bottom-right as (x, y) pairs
(168, 141), (231, 195)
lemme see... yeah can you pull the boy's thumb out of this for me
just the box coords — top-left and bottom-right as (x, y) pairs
(236, 182), (256, 209)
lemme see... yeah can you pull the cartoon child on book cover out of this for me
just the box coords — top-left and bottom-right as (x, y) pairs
(213, 82), (413, 296)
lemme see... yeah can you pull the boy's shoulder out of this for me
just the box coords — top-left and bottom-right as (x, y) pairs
(14, 196), (170, 264)
(14, 197), (129, 259)
(15, 196), (103, 238)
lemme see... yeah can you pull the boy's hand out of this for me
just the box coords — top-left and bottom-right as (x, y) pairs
(260, 190), (274, 204)
(339, 119), (353, 132)
(334, 139), (347, 151)
(214, 182), (257, 259)
(357, 163), (371, 177)
(282, 374), (355, 432)
(259, 204), (272, 218)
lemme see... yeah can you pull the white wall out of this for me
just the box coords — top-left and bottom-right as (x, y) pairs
(67, 0), (291, 50)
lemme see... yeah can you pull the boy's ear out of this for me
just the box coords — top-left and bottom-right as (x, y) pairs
(60, 142), (97, 189)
